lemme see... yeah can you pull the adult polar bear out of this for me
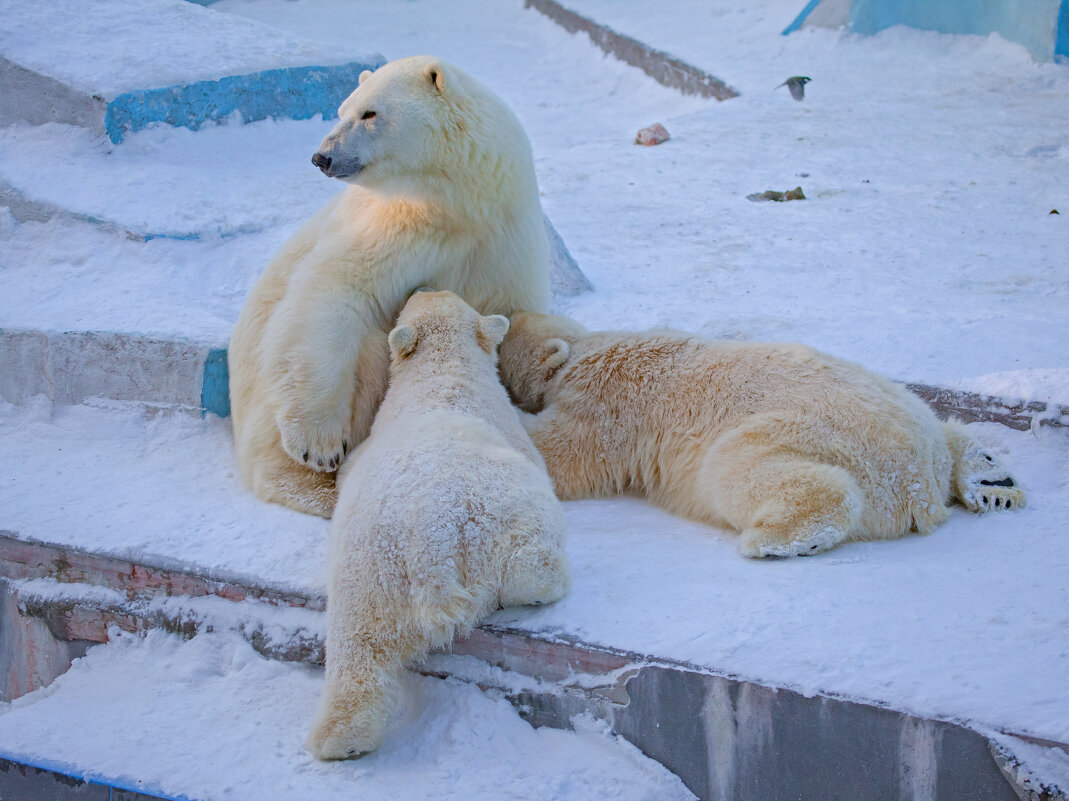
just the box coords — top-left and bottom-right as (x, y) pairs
(229, 56), (550, 517)
(499, 313), (1026, 558)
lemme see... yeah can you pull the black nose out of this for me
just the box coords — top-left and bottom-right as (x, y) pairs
(311, 152), (332, 173)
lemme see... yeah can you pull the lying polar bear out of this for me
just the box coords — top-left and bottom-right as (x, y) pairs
(228, 56), (550, 517)
(498, 312), (1025, 558)
(307, 291), (568, 759)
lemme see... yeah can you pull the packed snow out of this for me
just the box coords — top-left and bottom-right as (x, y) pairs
(0, 0), (368, 96)
(0, 629), (693, 801)
(1, 0), (1066, 393)
(2, 398), (1067, 747)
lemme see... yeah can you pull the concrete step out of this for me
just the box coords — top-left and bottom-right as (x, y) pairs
(1, 322), (1064, 427)
(1, 535), (1065, 801)
(0, 0), (383, 143)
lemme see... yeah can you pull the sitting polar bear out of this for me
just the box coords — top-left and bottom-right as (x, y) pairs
(229, 55), (550, 517)
(307, 291), (569, 759)
(498, 313), (1025, 558)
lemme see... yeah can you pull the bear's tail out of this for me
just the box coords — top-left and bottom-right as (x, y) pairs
(943, 420), (1026, 514)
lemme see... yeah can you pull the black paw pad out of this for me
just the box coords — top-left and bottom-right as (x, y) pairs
(980, 477), (1015, 488)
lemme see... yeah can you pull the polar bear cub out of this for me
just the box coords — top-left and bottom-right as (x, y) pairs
(307, 291), (569, 759)
(229, 55), (550, 518)
(499, 313), (1025, 558)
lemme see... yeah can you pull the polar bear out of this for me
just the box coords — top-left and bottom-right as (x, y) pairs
(498, 313), (1025, 558)
(228, 56), (550, 517)
(306, 291), (569, 759)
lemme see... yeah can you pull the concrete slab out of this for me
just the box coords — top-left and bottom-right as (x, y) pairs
(0, 0), (383, 141)
(1, 545), (1063, 801)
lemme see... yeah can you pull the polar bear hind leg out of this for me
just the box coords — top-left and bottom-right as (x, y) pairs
(698, 426), (862, 558)
(943, 421), (1026, 513)
(306, 630), (399, 759)
(498, 537), (570, 607)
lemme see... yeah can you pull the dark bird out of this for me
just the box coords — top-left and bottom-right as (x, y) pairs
(776, 76), (811, 101)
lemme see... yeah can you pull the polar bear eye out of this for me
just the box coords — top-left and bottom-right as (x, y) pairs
(361, 110), (376, 120)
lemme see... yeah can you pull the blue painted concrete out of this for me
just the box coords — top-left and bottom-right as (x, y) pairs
(1057, 0), (1069, 58)
(104, 58), (384, 144)
(0, 751), (194, 801)
(201, 348), (231, 418)
(849, 0), (1062, 60)
(782, 0), (825, 35)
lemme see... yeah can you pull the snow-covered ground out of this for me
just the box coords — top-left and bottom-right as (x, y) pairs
(0, 629), (692, 801)
(2, 0), (1066, 392)
(3, 398), (1068, 747)
(2, 0), (1069, 794)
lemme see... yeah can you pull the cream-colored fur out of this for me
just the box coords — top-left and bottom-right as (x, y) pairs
(307, 292), (568, 759)
(229, 56), (550, 517)
(499, 313), (1025, 558)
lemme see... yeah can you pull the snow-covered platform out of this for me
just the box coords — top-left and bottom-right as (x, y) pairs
(0, 0), (383, 143)
(1, 400), (1067, 800)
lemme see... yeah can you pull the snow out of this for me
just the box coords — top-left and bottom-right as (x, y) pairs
(2, 0), (1069, 790)
(0, 629), (693, 801)
(0, 0), (367, 96)
(2, 398), (1068, 747)
(1, 0), (1066, 393)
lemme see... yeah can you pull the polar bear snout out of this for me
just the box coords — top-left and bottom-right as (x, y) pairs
(312, 121), (364, 180)
(311, 152), (332, 173)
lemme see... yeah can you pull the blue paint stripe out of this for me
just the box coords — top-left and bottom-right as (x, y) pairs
(0, 751), (198, 801)
(104, 58), (384, 144)
(201, 348), (231, 418)
(782, 0), (826, 35)
(1057, 0), (1069, 58)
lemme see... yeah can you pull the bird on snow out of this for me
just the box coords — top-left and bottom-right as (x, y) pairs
(776, 76), (811, 101)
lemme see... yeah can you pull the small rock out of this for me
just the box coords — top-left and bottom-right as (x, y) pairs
(746, 186), (806, 202)
(635, 123), (670, 146)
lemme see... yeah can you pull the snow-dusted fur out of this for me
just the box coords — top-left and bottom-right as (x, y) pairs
(499, 313), (1026, 558)
(229, 56), (550, 517)
(307, 292), (568, 759)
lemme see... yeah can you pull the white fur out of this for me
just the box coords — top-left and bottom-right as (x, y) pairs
(229, 55), (550, 517)
(306, 292), (568, 759)
(498, 313), (1026, 559)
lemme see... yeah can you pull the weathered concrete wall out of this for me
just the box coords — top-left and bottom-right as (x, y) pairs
(524, 0), (738, 100)
(1, 533), (1059, 801)
(0, 580), (93, 703)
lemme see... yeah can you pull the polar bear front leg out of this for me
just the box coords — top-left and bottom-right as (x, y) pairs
(267, 289), (373, 472)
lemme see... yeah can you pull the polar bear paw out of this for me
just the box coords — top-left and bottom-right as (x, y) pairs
(306, 705), (386, 760)
(738, 523), (848, 559)
(955, 446), (1026, 514)
(277, 406), (351, 473)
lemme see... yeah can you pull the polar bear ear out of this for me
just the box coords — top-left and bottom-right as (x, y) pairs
(543, 338), (571, 371)
(477, 315), (510, 351)
(358, 69), (373, 86)
(388, 325), (419, 360)
(423, 61), (446, 93)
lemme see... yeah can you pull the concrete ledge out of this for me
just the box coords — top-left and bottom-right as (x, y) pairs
(907, 382), (1069, 431)
(0, 755), (180, 801)
(1, 536), (1064, 801)
(0, 328), (219, 417)
(101, 60), (382, 144)
(0, 58), (383, 145)
(524, 0), (739, 100)
(2, 327), (1062, 430)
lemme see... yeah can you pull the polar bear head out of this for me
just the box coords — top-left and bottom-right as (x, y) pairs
(388, 290), (510, 370)
(312, 55), (532, 196)
(498, 312), (586, 412)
